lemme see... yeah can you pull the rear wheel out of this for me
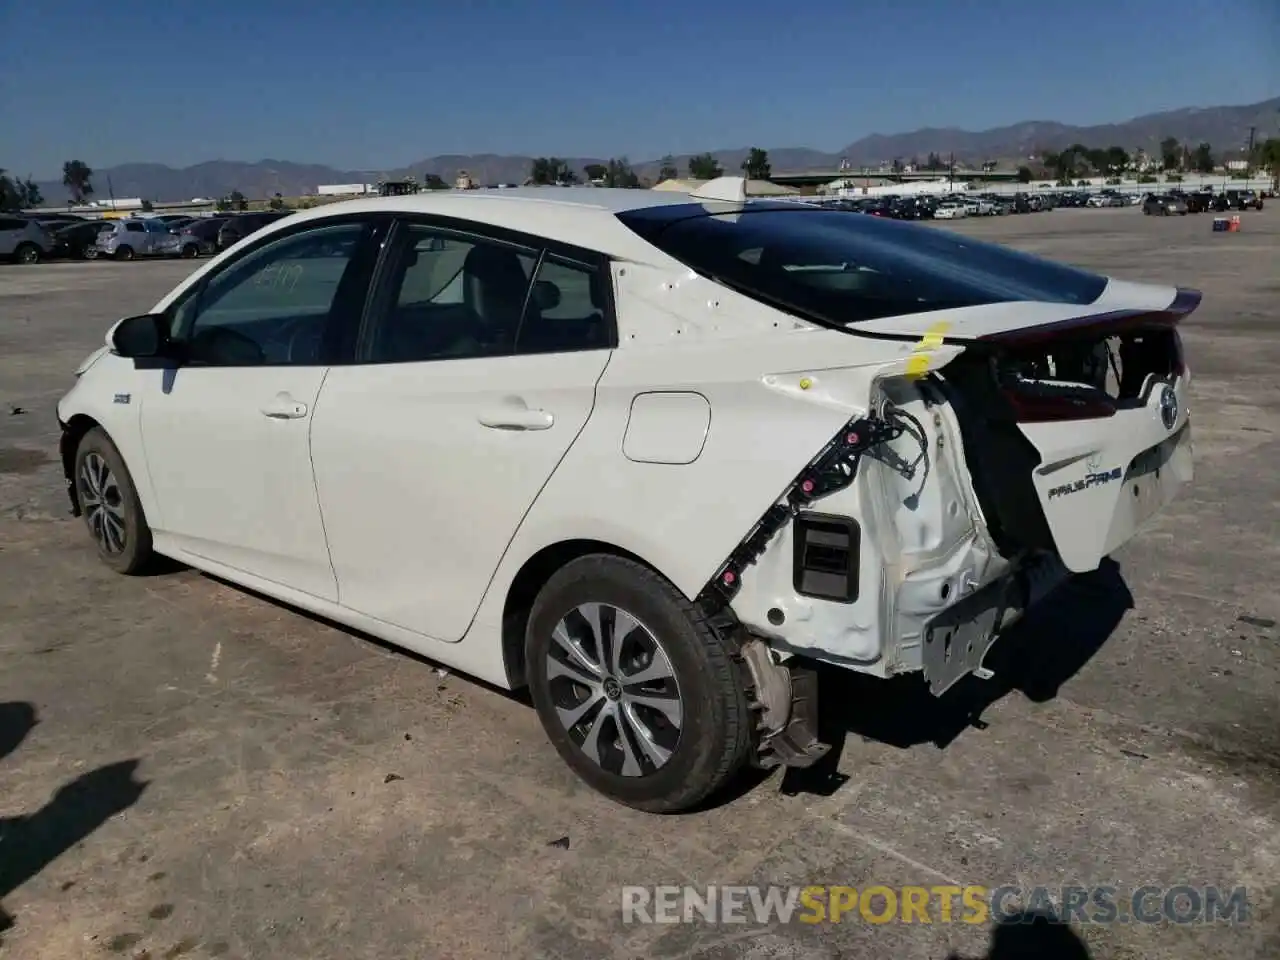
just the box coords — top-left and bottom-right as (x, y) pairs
(14, 242), (39, 264)
(74, 428), (153, 574)
(525, 554), (752, 813)
(181, 244), (199, 259)
(115, 245), (134, 261)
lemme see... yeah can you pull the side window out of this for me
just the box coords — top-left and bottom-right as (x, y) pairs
(0, 218), (25, 231)
(369, 224), (536, 363)
(516, 254), (612, 354)
(173, 221), (368, 367)
(126, 222), (145, 233)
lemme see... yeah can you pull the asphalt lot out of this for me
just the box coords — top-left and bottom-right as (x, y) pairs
(1, 208), (1277, 960)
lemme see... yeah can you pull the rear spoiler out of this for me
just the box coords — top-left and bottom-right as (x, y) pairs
(971, 288), (1202, 349)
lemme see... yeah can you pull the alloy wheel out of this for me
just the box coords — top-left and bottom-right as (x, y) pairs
(78, 452), (127, 554)
(545, 602), (683, 777)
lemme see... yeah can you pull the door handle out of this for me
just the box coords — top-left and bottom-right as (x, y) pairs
(477, 405), (554, 431)
(260, 392), (308, 420)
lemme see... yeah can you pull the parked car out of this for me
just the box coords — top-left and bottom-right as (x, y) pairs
(52, 220), (114, 260)
(1142, 194), (1188, 216)
(216, 211), (293, 251)
(95, 218), (177, 260)
(57, 180), (1197, 812)
(1224, 190), (1264, 211)
(1183, 191), (1215, 213)
(932, 201), (967, 219)
(0, 215), (56, 263)
(158, 217), (230, 258)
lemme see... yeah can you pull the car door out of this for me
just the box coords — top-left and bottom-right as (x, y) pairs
(309, 218), (615, 641)
(144, 218), (169, 253)
(136, 215), (385, 599)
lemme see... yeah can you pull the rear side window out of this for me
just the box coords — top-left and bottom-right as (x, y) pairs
(618, 207), (1108, 325)
(0, 218), (27, 230)
(126, 222), (145, 233)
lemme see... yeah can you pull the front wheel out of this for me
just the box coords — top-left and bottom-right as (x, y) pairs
(74, 428), (154, 574)
(14, 242), (40, 264)
(525, 555), (752, 813)
(115, 245), (134, 261)
(181, 244), (199, 258)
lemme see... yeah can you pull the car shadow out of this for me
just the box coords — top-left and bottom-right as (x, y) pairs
(0, 702), (37, 765)
(0, 717), (148, 941)
(780, 559), (1133, 798)
(950, 909), (1093, 960)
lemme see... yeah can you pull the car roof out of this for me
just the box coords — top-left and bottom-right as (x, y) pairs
(267, 187), (753, 264)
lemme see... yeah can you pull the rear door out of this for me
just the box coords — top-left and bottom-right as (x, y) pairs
(310, 217), (615, 641)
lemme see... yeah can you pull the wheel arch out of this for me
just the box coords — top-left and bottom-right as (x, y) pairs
(499, 538), (668, 689)
(60, 413), (106, 514)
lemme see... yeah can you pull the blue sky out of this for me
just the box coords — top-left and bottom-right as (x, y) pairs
(2, 0), (1277, 177)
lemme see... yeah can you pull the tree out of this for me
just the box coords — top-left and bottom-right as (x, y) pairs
(583, 163), (607, 183)
(1191, 142), (1214, 173)
(603, 157), (640, 188)
(740, 147), (771, 180)
(62, 159), (94, 203)
(422, 173), (448, 190)
(890, 157), (904, 173)
(140, 199), (154, 212)
(1159, 137), (1181, 171)
(657, 156), (678, 182)
(23, 178), (43, 207)
(688, 152), (722, 179)
(229, 189), (248, 211)
(925, 152), (945, 171)
(215, 196), (232, 212)
(1257, 138), (1280, 191)
(0, 170), (20, 211)
(1016, 166), (1033, 183)
(530, 157), (575, 185)
(268, 192), (284, 210)
(1104, 146), (1130, 175)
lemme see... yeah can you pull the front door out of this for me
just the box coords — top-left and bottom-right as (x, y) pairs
(138, 217), (381, 599)
(310, 219), (615, 640)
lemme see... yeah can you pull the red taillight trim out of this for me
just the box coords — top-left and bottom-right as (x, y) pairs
(977, 287), (1202, 348)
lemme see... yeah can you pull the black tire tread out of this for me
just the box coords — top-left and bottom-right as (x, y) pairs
(528, 553), (754, 813)
(75, 427), (154, 575)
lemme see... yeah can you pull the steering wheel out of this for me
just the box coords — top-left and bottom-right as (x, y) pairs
(187, 326), (265, 366)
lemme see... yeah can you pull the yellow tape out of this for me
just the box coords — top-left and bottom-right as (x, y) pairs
(905, 321), (950, 379)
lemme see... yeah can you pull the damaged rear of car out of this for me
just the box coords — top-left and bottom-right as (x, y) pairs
(611, 202), (1194, 758)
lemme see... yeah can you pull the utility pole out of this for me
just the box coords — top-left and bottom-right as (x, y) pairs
(1246, 126), (1257, 176)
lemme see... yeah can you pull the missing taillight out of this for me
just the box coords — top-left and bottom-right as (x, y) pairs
(976, 290), (1198, 424)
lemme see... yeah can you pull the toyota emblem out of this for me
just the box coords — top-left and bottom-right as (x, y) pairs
(1159, 385), (1178, 431)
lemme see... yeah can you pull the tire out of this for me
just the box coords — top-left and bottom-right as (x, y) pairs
(73, 428), (153, 575)
(115, 245), (134, 261)
(525, 554), (752, 813)
(14, 242), (40, 265)
(181, 244), (198, 259)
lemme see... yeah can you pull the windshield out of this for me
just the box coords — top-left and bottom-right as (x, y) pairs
(617, 205), (1108, 326)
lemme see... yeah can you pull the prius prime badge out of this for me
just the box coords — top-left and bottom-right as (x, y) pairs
(1159, 385), (1178, 431)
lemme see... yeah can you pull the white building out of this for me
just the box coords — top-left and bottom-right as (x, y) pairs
(317, 183), (375, 197)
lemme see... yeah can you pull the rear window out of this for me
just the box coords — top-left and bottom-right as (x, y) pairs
(618, 206), (1107, 326)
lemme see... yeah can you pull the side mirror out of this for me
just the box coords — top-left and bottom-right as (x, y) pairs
(111, 313), (168, 359)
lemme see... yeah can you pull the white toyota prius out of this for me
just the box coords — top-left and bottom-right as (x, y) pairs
(57, 178), (1196, 812)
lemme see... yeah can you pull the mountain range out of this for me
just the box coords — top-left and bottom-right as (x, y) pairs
(31, 96), (1280, 203)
